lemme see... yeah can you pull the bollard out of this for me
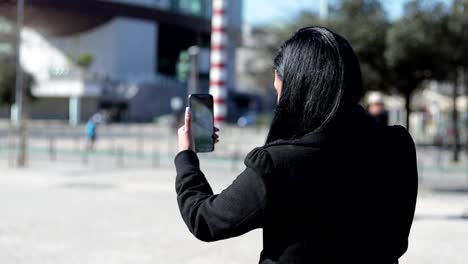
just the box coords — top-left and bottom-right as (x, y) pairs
(49, 136), (56, 162)
(82, 147), (88, 165)
(108, 136), (114, 155)
(138, 136), (144, 157)
(82, 138), (89, 165)
(152, 146), (160, 169)
(418, 158), (424, 185)
(7, 131), (13, 168)
(167, 130), (173, 156)
(231, 144), (240, 172)
(436, 145), (443, 169)
(74, 135), (79, 153)
(116, 147), (124, 168)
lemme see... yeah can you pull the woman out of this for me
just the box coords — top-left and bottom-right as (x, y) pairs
(175, 27), (418, 264)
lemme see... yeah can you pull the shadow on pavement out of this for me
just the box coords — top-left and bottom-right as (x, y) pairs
(414, 213), (468, 221)
(432, 187), (468, 194)
(57, 182), (117, 190)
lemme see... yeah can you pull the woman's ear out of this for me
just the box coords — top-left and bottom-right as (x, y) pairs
(274, 71), (283, 103)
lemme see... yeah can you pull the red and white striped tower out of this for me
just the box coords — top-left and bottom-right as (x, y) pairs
(209, 0), (228, 125)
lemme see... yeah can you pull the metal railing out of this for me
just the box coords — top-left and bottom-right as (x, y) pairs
(0, 121), (268, 171)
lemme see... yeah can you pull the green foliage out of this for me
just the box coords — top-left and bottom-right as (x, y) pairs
(444, 0), (468, 75)
(176, 51), (191, 82)
(384, 0), (468, 132)
(260, 1), (468, 96)
(386, 0), (468, 94)
(385, 1), (448, 96)
(328, 0), (389, 92)
(259, 0), (390, 93)
(252, 0), (468, 92)
(76, 53), (94, 69)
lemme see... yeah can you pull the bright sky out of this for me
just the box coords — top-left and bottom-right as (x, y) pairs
(244, 0), (453, 25)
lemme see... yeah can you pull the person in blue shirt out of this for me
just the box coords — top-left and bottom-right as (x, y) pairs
(85, 112), (106, 151)
(85, 119), (98, 151)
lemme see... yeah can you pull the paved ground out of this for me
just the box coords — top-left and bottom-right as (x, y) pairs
(0, 156), (467, 264)
(402, 192), (468, 264)
(0, 163), (263, 264)
(0, 123), (468, 263)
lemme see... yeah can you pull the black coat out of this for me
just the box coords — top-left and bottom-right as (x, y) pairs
(175, 106), (418, 264)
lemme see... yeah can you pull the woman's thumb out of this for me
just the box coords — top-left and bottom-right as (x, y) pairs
(185, 107), (192, 131)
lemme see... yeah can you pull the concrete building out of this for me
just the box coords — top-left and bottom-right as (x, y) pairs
(233, 25), (280, 118)
(236, 25), (278, 95)
(0, 0), (242, 123)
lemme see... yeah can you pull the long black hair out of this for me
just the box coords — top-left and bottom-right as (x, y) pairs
(266, 26), (363, 143)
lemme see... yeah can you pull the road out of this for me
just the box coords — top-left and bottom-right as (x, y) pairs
(0, 155), (467, 263)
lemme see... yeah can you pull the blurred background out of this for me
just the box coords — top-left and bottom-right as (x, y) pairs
(0, 0), (467, 263)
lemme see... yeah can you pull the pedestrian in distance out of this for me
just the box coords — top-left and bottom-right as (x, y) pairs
(85, 119), (98, 152)
(85, 111), (106, 151)
(367, 92), (389, 126)
(175, 26), (418, 264)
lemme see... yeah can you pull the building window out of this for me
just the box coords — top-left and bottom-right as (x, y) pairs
(171, 0), (211, 18)
(0, 18), (13, 34)
(0, 17), (14, 56)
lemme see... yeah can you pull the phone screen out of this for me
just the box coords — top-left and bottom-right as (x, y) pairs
(189, 94), (214, 153)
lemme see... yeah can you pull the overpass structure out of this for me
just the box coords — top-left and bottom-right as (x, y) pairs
(0, 0), (242, 123)
(0, 0), (212, 35)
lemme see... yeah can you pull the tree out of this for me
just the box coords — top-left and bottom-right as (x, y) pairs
(0, 59), (35, 108)
(0, 58), (35, 168)
(248, 0), (390, 96)
(385, 0), (447, 130)
(453, 1), (468, 159)
(0, 17), (34, 111)
(438, 0), (468, 161)
(328, 0), (390, 93)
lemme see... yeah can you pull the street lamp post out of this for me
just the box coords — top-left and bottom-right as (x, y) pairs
(15, 0), (27, 167)
(188, 45), (200, 95)
(15, 0), (24, 122)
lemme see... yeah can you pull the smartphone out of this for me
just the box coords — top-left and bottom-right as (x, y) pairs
(188, 94), (215, 153)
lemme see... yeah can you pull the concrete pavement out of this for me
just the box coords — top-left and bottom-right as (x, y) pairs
(0, 158), (467, 263)
(0, 121), (467, 263)
(0, 163), (262, 264)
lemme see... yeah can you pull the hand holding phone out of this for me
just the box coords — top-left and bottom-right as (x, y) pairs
(177, 107), (194, 152)
(188, 94), (215, 153)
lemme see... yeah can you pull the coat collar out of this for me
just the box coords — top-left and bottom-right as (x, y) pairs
(264, 105), (378, 149)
